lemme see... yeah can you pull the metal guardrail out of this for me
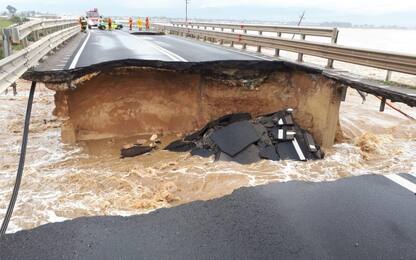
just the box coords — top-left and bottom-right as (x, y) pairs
(2, 19), (78, 57)
(172, 21), (338, 39)
(154, 24), (416, 76)
(0, 25), (79, 94)
(11, 18), (78, 43)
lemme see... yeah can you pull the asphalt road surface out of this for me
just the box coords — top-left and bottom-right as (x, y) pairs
(1, 174), (415, 260)
(41, 29), (267, 71)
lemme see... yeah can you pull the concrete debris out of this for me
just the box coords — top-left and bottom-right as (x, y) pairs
(165, 109), (324, 164)
(150, 134), (158, 142)
(136, 139), (148, 145)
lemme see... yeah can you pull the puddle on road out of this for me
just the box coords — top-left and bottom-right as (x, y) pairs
(1, 81), (415, 233)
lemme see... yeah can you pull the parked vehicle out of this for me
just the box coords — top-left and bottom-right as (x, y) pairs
(86, 8), (101, 29)
(98, 18), (123, 30)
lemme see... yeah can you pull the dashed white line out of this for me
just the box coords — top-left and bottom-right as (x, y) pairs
(385, 174), (416, 194)
(69, 31), (91, 69)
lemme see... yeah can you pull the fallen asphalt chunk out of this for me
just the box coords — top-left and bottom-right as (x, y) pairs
(164, 140), (196, 152)
(210, 121), (260, 157)
(259, 145), (280, 161)
(165, 109), (324, 164)
(191, 148), (215, 158)
(217, 144), (261, 165)
(121, 145), (153, 158)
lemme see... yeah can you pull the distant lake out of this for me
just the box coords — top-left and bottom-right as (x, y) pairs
(337, 28), (416, 54)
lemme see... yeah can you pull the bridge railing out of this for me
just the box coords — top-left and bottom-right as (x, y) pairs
(172, 21), (338, 39)
(154, 23), (416, 77)
(2, 18), (78, 57)
(172, 21), (339, 68)
(0, 25), (79, 94)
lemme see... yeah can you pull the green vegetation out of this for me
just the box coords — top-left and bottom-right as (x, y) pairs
(0, 17), (13, 29)
(0, 17), (23, 59)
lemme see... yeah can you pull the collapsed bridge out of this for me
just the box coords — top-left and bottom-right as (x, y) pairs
(3, 21), (416, 149)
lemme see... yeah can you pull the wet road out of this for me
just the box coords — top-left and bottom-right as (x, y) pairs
(1, 174), (415, 260)
(69, 29), (264, 69)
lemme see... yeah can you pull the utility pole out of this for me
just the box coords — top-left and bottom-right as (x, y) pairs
(292, 11), (306, 39)
(186, 0), (190, 22)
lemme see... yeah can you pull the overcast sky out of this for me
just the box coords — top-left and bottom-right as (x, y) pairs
(2, 0), (415, 26)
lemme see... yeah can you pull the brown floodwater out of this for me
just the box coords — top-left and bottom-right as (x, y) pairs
(1, 80), (415, 233)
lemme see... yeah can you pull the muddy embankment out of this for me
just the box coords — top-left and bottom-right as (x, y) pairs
(32, 61), (345, 148)
(1, 60), (414, 233)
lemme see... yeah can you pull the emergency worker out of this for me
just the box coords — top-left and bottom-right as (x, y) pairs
(108, 17), (112, 31)
(137, 18), (143, 31)
(145, 17), (150, 31)
(79, 16), (87, 32)
(128, 17), (133, 30)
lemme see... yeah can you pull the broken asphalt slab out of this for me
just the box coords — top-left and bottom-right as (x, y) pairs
(166, 110), (323, 164)
(1, 174), (415, 260)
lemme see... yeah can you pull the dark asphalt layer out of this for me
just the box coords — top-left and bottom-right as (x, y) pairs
(1, 174), (415, 260)
(74, 29), (261, 68)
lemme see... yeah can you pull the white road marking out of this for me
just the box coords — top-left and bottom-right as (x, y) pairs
(168, 35), (273, 61)
(149, 43), (187, 62)
(217, 46), (274, 61)
(69, 31), (91, 69)
(385, 174), (416, 194)
(292, 138), (306, 161)
(411, 173), (416, 178)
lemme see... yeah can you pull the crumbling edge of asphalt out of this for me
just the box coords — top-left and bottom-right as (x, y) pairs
(23, 59), (416, 107)
(0, 174), (370, 237)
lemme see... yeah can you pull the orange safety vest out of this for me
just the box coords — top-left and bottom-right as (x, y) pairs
(145, 17), (150, 29)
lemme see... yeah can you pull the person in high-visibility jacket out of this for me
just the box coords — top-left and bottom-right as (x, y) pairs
(128, 17), (133, 30)
(108, 17), (112, 31)
(137, 18), (143, 31)
(80, 17), (87, 33)
(145, 17), (150, 31)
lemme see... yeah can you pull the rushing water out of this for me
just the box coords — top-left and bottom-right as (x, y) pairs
(0, 80), (415, 234)
(1, 28), (416, 233)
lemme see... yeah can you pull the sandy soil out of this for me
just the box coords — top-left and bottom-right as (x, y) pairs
(0, 80), (415, 233)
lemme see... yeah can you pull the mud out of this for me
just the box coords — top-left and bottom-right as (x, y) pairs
(0, 80), (415, 234)
(51, 66), (343, 148)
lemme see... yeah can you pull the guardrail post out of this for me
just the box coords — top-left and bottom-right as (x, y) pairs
(297, 34), (306, 62)
(385, 71), (392, 82)
(275, 32), (282, 56)
(2, 28), (12, 57)
(379, 97), (387, 112)
(257, 45), (262, 53)
(21, 38), (29, 48)
(326, 29), (339, 68)
(33, 31), (40, 41)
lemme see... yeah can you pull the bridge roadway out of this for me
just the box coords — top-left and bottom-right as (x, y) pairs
(32, 28), (416, 107)
(36, 28), (266, 72)
(0, 174), (415, 259)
